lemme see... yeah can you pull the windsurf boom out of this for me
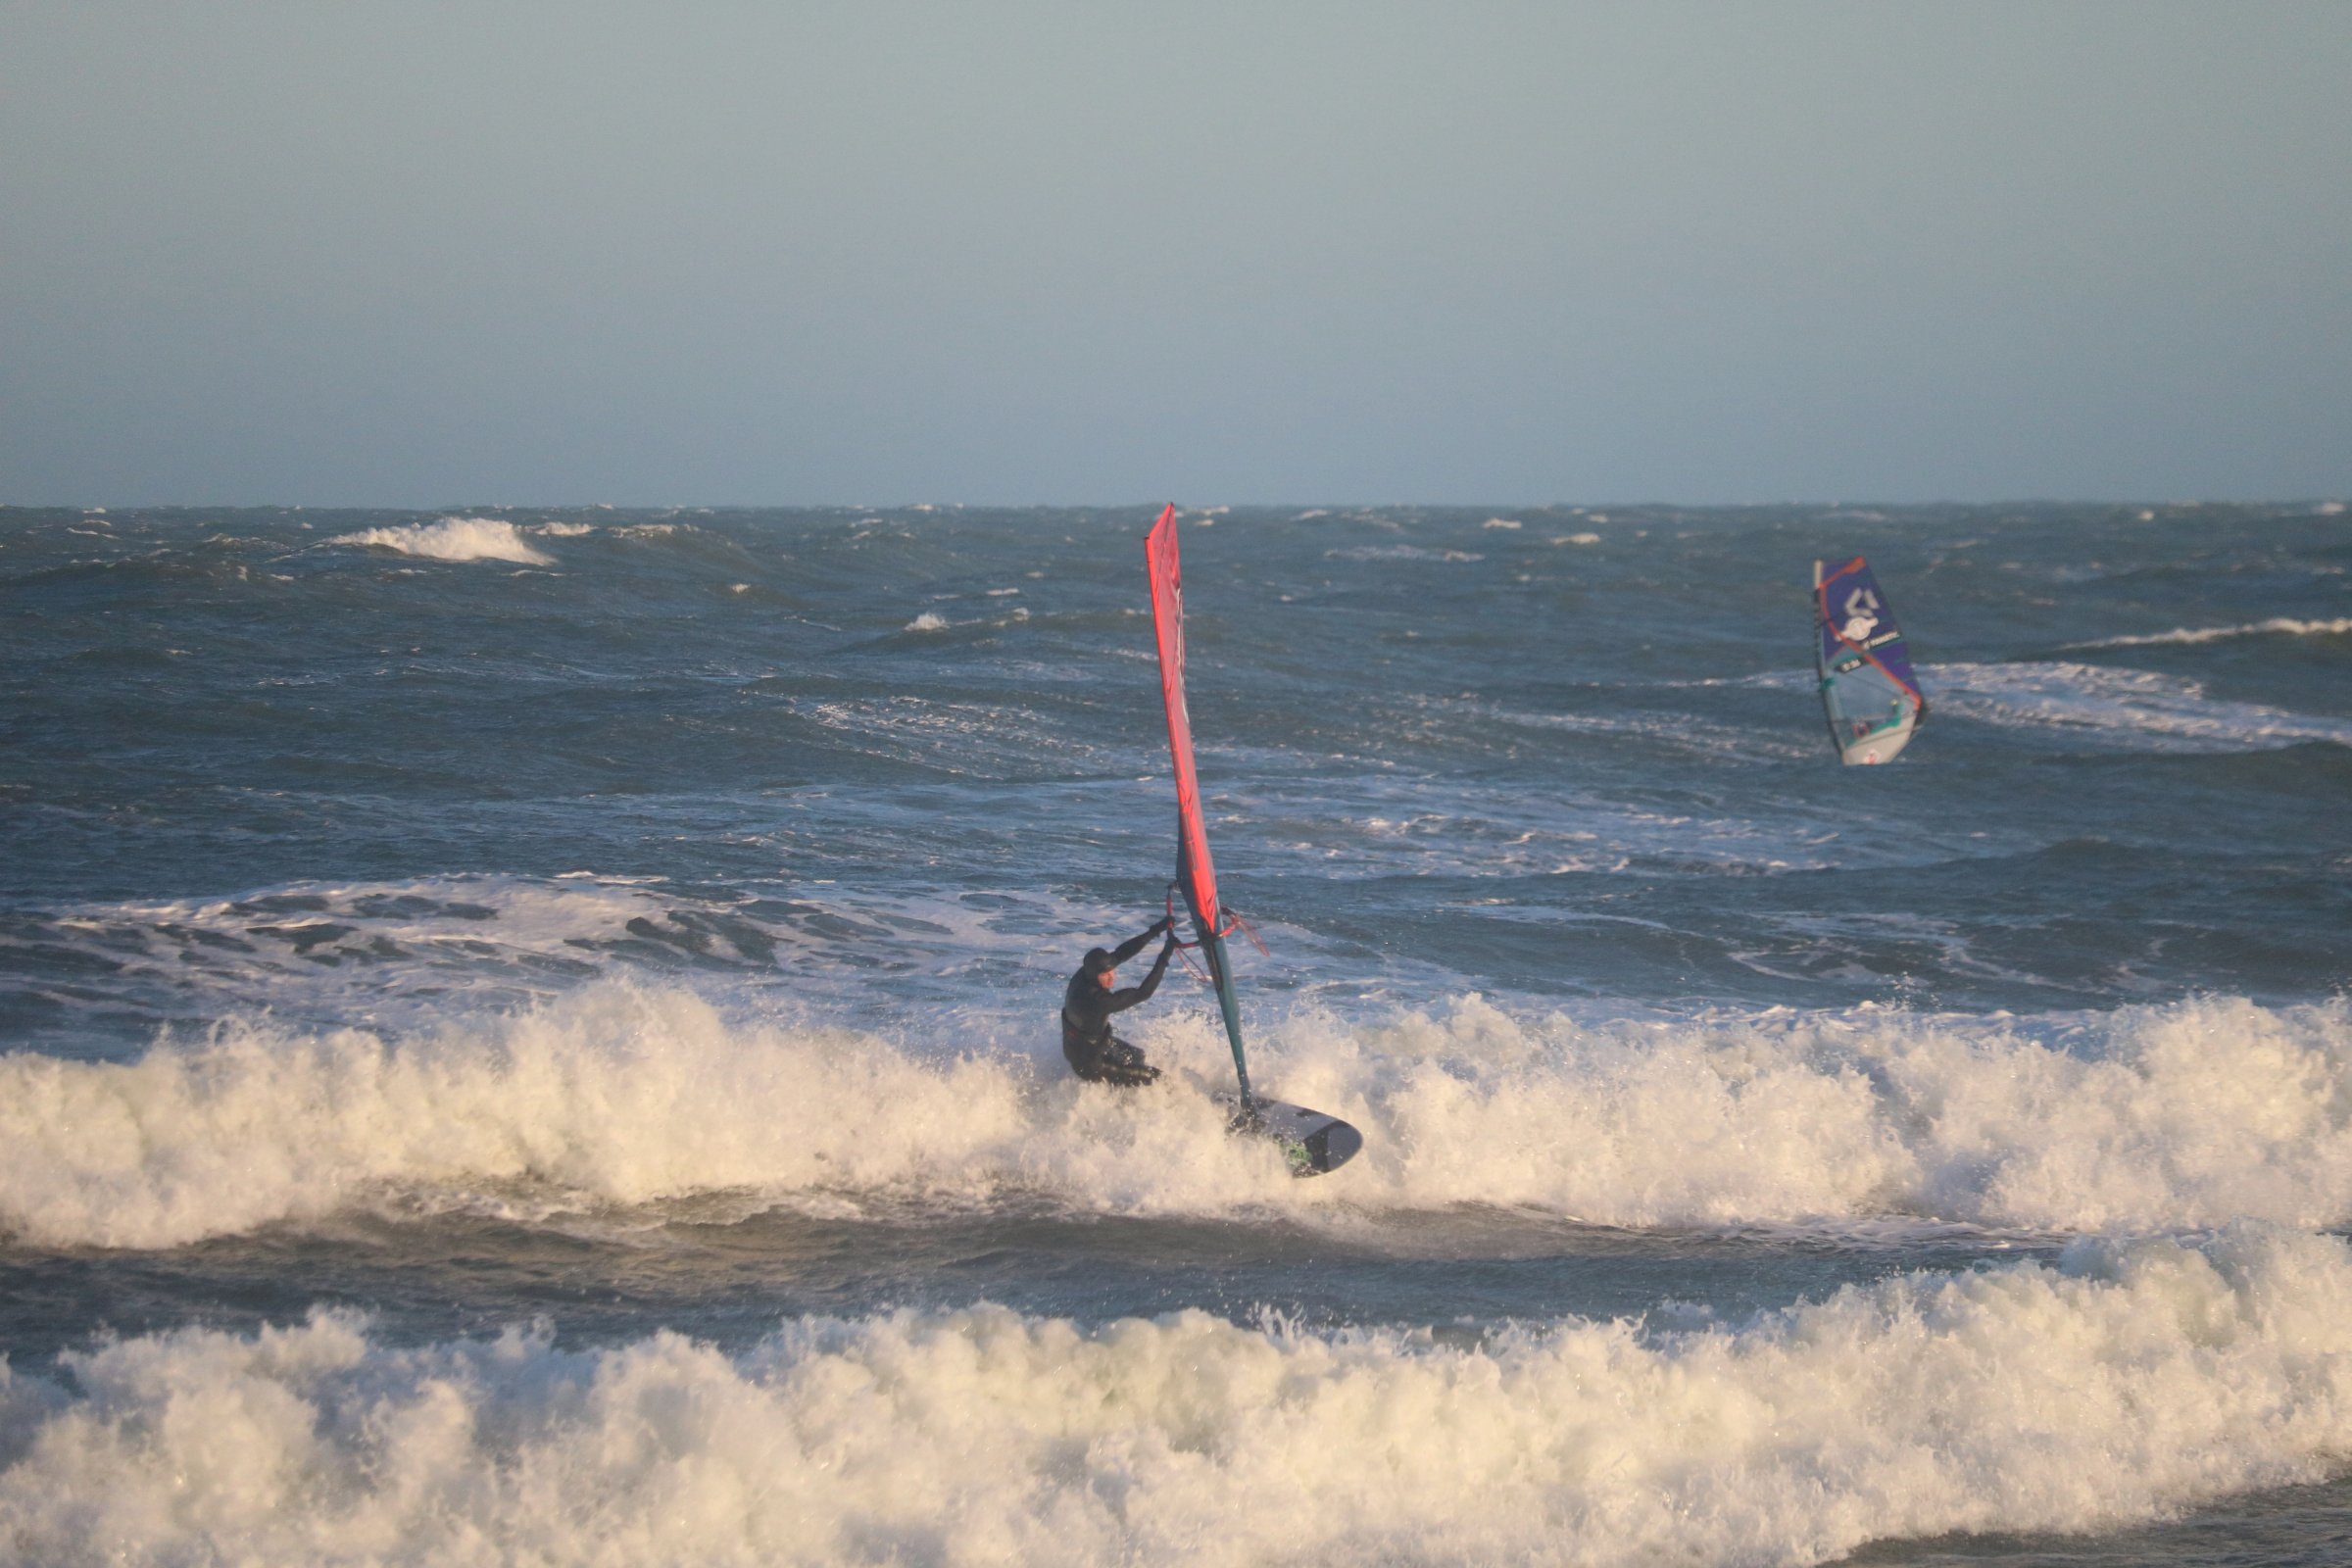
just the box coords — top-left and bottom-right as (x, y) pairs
(1813, 557), (1926, 765)
(1144, 505), (1361, 1177)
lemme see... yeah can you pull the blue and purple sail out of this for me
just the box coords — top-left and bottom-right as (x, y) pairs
(1813, 556), (1927, 764)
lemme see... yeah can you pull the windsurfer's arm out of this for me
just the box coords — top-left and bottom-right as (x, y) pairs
(1108, 917), (1173, 968)
(1109, 935), (1178, 1010)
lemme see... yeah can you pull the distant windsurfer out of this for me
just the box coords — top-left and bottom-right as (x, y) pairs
(1061, 916), (1178, 1086)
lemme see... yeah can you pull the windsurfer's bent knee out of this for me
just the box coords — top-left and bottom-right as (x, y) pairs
(1061, 916), (1177, 1086)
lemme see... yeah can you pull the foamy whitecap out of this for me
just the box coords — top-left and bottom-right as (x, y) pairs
(1323, 546), (1484, 564)
(1552, 531), (1601, 545)
(7, 987), (2352, 1249)
(331, 516), (555, 565)
(1929, 662), (2352, 751)
(0, 1227), (2347, 1566)
(1298, 991), (2352, 1232)
(0, 987), (1040, 1248)
(2063, 616), (2352, 651)
(0, 876), (687, 1040)
(904, 612), (950, 632)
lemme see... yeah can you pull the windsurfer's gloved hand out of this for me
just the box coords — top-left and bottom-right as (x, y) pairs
(1154, 915), (1175, 936)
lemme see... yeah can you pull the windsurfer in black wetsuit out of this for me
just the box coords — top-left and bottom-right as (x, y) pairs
(1061, 916), (1179, 1086)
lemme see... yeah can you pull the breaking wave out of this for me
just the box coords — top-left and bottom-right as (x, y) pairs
(329, 517), (556, 566)
(2064, 616), (2352, 650)
(6, 986), (2352, 1249)
(1930, 662), (2352, 751)
(2, 1227), (2349, 1565)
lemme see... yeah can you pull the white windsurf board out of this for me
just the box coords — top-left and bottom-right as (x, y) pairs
(1215, 1092), (1363, 1177)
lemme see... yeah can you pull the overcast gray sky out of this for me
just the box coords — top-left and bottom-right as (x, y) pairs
(3, 1), (2346, 506)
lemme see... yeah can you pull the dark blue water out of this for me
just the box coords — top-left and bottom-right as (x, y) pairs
(2, 502), (2348, 1565)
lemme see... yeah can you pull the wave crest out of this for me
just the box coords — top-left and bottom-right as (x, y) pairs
(1930, 662), (2352, 750)
(7, 988), (2352, 1248)
(330, 516), (555, 565)
(1, 1227), (2348, 1565)
(2065, 616), (2352, 650)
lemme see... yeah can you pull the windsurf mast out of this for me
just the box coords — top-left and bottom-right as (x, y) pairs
(1145, 504), (1254, 1108)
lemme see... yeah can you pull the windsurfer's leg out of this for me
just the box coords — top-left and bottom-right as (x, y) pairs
(1100, 1036), (1159, 1087)
(1064, 1034), (1158, 1087)
(1064, 1036), (1107, 1082)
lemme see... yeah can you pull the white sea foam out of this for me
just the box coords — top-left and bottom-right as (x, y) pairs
(904, 612), (949, 631)
(64, 869), (1123, 1043)
(1929, 662), (2352, 751)
(785, 692), (1122, 776)
(2062, 616), (2352, 650)
(3, 1227), (2349, 1566)
(1553, 530), (1602, 545)
(1323, 546), (1483, 564)
(0, 987), (1038, 1249)
(1298, 991), (2352, 1232)
(533, 520), (596, 537)
(6, 988), (2352, 1249)
(330, 517), (555, 565)
(1481, 516), (1522, 529)
(3, 876), (678, 1036)
(1319, 767), (1851, 869)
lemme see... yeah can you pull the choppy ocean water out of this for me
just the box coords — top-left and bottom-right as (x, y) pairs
(2, 500), (2349, 1566)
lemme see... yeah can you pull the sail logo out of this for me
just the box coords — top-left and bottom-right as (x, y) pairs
(1839, 588), (1882, 644)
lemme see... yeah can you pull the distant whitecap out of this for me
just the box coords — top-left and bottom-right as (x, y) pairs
(332, 516), (555, 565)
(2066, 616), (2352, 650)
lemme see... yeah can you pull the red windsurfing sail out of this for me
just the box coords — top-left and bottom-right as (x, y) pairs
(1146, 504), (1222, 933)
(1145, 504), (1253, 1102)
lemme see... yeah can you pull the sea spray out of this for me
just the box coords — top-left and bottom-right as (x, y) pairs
(8, 986), (2352, 1249)
(3, 1226), (2349, 1566)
